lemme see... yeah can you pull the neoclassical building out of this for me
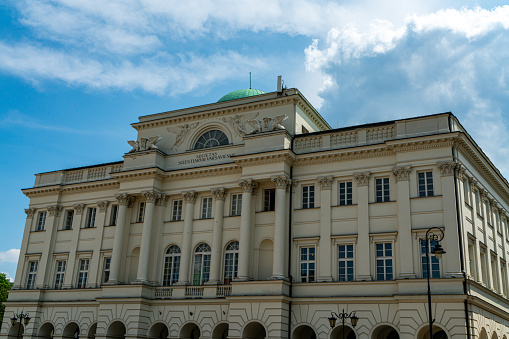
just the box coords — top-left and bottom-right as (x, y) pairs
(3, 81), (509, 339)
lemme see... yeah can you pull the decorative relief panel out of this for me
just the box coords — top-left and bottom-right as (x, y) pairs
(331, 131), (358, 148)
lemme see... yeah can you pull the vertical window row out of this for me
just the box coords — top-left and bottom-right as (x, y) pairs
(64, 210), (74, 230)
(103, 258), (111, 284)
(137, 202), (146, 223)
(421, 240), (440, 278)
(163, 245), (181, 286)
(36, 212), (47, 231)
(110, 205), (118, 226)
(26, 261), (38, 289)
(192, 243), (211, 285)
(224, 241), (239, 284)
(264, 189), (275, 211)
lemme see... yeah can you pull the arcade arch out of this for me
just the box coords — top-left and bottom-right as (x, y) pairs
(243, 321), (267, 339)
(148, 322), (169, 339)
(212, 323), (229, 339)
(330, 325), (356, 339)
(180, 323), (200, 339)
(106, 321), (126, 339)
(38, 322), (55, 339)
(292, 324), (317, 339)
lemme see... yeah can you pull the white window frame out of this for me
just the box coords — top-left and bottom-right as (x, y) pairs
(63, 210), (74, 230)
(162, 245), (181, 286)
(375, 177), (390, 202)
(467, 237), (477, 280)
(302, 185), (315, 209)
(338, 181), (353, 206)
(85, 207), (96, 228)
(417, 171), (434, 197)
(102, 257), (111, 284)
(77, 259), (90, 288)
(420, 239), (440, 278)
(501, 260), (508, 297)
(26, 261), (38, 289)
(299, 246), (316, 282)
(480, 245), (489, 285)
(54, 260), (66, 289)
(230, 194), (242, 216)
(264, 188), (275, 211)
(137, 201), (146, 223)
(171, 200), (183, 221)
(110, 205), (118, 226)
(192, 243), (211, 285)
(201, 197), (213, 219)
(36, 211), (47, 231)
(224, 241), (240, 284)
(491, 253), (499, 292)
(338, 244), (354, 281)
(375, 242), (394, 281)
(464, 179), (472, 206)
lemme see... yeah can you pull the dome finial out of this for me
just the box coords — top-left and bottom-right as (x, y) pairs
(249, 72), (252, 89)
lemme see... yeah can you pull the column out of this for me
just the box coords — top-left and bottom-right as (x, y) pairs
(392, 166), (416, 279)
(13, 208), (36, 289)
(136, 190), (159, 283)
(471, 183), (483, 282)
(63, 203), (85, 288)
(177, 191), (197, 285)
(354, 172), (372, 281)
(437, 161), (462, 277)
(272, 175), (290, 279)
(208, 188), (227, 284)
(317, 176), (333, 282)
(150, 194), (168, 283)
(108, 193), (135, 284)
(88, 200), (109, 287)
(237, 180), (258, 281)
(36, 204), (63, 288)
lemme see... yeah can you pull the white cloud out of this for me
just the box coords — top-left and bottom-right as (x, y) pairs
(1, 272), (14, 282)
(0, 249), (20, 264)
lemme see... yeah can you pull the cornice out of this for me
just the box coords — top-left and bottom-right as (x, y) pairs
(22, 186), (61, 198)
(233, 150), (296, 167)
(296, 100), (330, 131)
(62, 181), (119, 193)
(110, 168), (165, 183)
(132, 97), (299, 131)
(164, 163), (240, 179)
(387, 134), (458, 152)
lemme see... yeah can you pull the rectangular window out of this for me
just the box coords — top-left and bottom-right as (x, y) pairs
(26, 261), (38, 289)
(110, 205), (118, 225)
(63, 210), (74, 230)
(201, 197), (213, 219)
(85, 208), (96, 228)
(137, 202), (146, 223)
(418, 171), (434, 197)
(231, 194), (242, 216)
(480, 247), (488, 284)
(464, 180), (471, 205)
(338, 244), (354, 281)
(264, 189), (276, 211)
(36, 212), (47, 231)
(491, 255), (499, 291)
(421, 240), (440, 278)
(376, 243), (393, 280)
(302, 185), (315, 209)
(468, 241), (477, 280)
(375, 178), (390, 202)
(501, 262), (508, 297)
(54, 260), (66, 289)
(300, 247), (315, 282)
(339, 182), (353, 206)
(77, 259), (89, 288)
(102, 258), (111, 284)
(171, 200), (183, 221)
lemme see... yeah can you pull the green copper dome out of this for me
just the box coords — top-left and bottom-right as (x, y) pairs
(218, 88), (266, 102)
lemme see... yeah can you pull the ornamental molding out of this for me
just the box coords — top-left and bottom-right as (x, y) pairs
(457, 165), (467, 181)
(167, 123), (199, 150)
(115, 193), (135, 207)
(127, 135), (162, 153)
(222, 112), (260, 137)
(211, 188), (228, 200)
(97, 201), (110, 212)
(165, 164), (240, 180)
(295, 100), (330, 131)
(317, 176), (334, 190)
(23, 186), (62, 198)
(295, 147), (394, 166)
(354, 172), (371, 186)
(233, 151), (295, 168)
(74, 203), (86, 215)
(142, 190), (160, 203)
(437, 161), (458, 177)
(47, 204), (63, 217)
(388, 135), (457, 153)
(502, 214), (508, 223)
(392, 166), (412, 182)
(157, 194), (169, 206)
(272, 175), (291, 189)
(25, 208), (36, 219)
(132, 96), (300, 131)
(111, 169), (165, 183)
(471, 180), (479, 193)
(239, 179), (259, 194)
(182, 191), (197, 204)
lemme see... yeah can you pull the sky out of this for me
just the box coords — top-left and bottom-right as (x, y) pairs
(1, 0), (509, 281)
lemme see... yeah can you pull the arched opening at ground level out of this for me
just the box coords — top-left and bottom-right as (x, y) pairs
(212, 323), (228, 339)
(148, 322), (169, 339)
(417, 325), (448, 339)
(38, 322), (55, 339)
(87, 323), (97, 339)
(63, 322), (80, 339)
(330, 325), (356, 339)
(106, 321), (126, 339)
(292, 324), (317, 339)
(181, 323), (200, 339)
(371, 325), (399, 339)
(243, 321), (267, 339)
(7, 323), (24, 339)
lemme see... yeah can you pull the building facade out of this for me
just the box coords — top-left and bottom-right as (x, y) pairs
(3, 83), (509, 339)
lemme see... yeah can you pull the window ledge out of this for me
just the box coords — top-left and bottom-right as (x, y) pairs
(411, 195), (442, 199)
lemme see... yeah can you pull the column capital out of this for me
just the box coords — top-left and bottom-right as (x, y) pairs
(47, 204), (63, 217)
(471, 180), (479, 193)
(211, 188), (228, 201)
(157, 194), (169, 206)
(437, 161), (458, 176)
(73, 203), (86, 215)
(142, 190), (160, 203)
(271, 175), (290, 189)
(456, 165), (467, 181)
(25, 208), (36, 219)
(115, 193), (135, 206)
(392, 166), (412, 182)
(354, 172), (371, 186)
(317, 176), (334, 190)
(182, 191), (197, 204)
(501, 213), (508, 223)
(239, 179), (259, 193)
(97, 200), (110, 212)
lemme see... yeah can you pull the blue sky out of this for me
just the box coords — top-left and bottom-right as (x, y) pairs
(2, 0), (509, 281)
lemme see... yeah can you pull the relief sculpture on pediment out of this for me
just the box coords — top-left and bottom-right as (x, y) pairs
(167, 122), (200, 150)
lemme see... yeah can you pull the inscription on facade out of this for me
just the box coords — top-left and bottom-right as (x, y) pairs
(178, 152), (236, 166)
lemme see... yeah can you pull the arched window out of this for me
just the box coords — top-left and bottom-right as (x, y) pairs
(194, 130), (229, 149)
(192, 243), (211, 285)
(224, 241), (239, 284)
(163, 245), (181, 286)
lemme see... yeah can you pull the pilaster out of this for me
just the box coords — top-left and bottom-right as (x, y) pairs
(36, 204), (62, 289)
(354, 172), (372, 280)
(136, 190), (159, 283)
(271, 175), (290, 279)
(208, 188), (227, 284)
(317, 176), (334, 282)
(88, 200), (109, 287)
(177, 191), (197, 285)
(63, 203), (86, 288)
(13, 208), (36, 289)
(237, 180), (258, 280)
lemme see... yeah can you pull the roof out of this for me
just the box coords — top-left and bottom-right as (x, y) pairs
(217, 88), (266, 102)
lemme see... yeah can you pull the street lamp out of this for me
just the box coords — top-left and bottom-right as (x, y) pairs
(10, 311), (31, 339)
(425, 227), (446, 339)
(328, 309), (359, 339)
